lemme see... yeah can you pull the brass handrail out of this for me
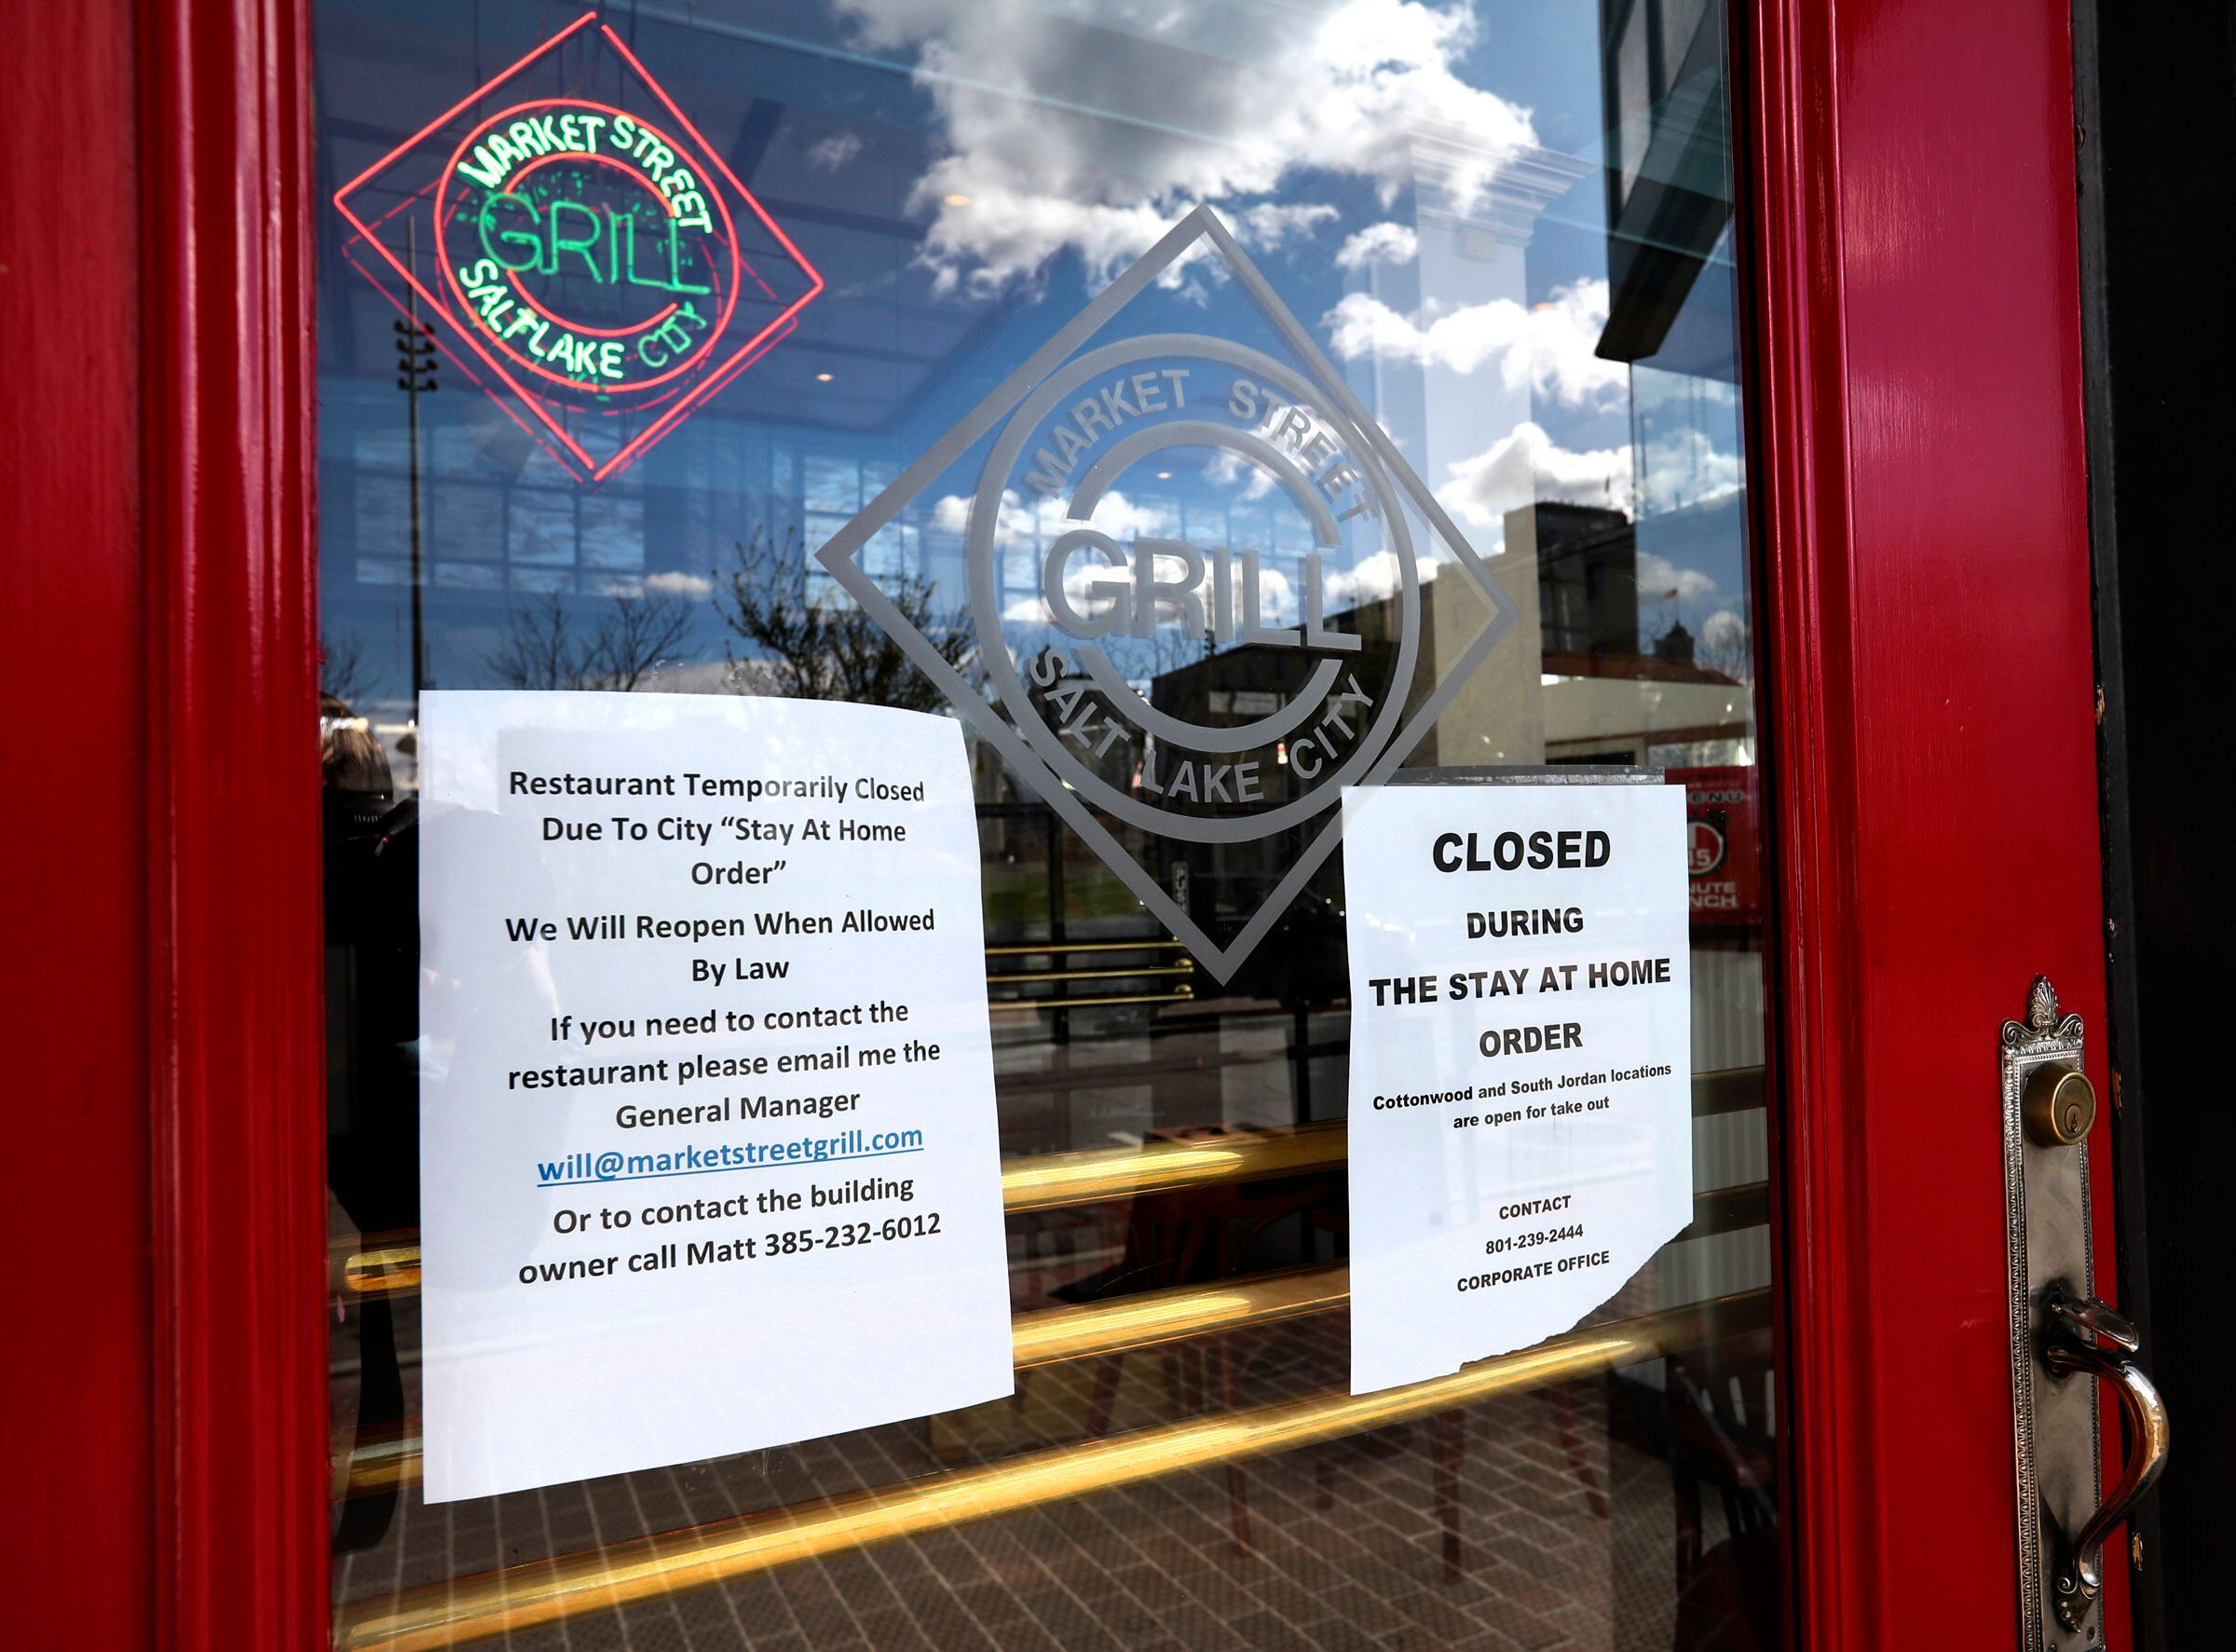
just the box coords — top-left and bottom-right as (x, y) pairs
(340, 1120), (1343, 1297)
(986, 963), (1196, 985)
(335, 1263), (1354, 1498)
(338, 1089), (1772, 1295)
(1684, 1180), (1771, 1238)
(988, 989), (1195, 1011)
(984, 940), (1189, 958)
(1692, 1063), (1768, 1117)
(333, 1290), (1769, 1651)
(1001, 1119), (1346, 1213)
(1012, 1262), (1349, 1369)
(333, 1181), (1770, 1496)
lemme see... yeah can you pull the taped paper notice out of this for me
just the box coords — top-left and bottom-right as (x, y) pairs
(416, 690), (1010, 1502)
(1343, 780), (1693, 1395)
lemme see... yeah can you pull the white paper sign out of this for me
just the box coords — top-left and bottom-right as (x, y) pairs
(416, 690), (1012, 1502)
(1343, 781), (1693, 1395)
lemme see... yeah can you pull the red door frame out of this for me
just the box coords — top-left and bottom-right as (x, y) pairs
(4, 0), (2113, 1645)
(1743, 0), (2120, 1645)
(139, 0), (329, 1646)
(7, 0), (327, 1645)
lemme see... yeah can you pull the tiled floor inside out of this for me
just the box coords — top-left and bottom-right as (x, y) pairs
(336, 1304), (1771, 1651)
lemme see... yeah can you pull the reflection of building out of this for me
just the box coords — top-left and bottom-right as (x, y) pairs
(1137, 486), (1750, 793)
(1520, 495), (1750, 766)
(1533, 502), (1639, 657)
(1146, 637), (1401, 817)
(1537, 649), (1745, 765)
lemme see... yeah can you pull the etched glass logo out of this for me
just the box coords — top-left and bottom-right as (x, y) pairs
(819, 209), (1520, 979)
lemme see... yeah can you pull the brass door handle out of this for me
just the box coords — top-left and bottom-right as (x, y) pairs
(2041, 1289), (2171, 1632)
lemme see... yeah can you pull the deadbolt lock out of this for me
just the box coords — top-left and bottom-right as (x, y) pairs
(2024, 1064), (2097, 1147)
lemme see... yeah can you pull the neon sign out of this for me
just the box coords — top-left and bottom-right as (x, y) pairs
(335, 15), (822, 484)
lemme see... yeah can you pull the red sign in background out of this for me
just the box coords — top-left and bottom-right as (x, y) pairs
(1674, 764), (1760, 926)
(334, 13), (822, 485)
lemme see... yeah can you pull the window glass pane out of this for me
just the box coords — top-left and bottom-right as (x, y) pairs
(318, 1), (1774, 1644)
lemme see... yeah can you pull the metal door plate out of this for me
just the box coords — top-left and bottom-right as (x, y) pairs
(2002, 976), (2103, 1651)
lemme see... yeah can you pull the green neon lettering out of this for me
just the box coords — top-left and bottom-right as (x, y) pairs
(456, 143), (508, 190)
(478, 195), (541, 271)
(659, 218), (711, 295)
(543, 200), (603, 278)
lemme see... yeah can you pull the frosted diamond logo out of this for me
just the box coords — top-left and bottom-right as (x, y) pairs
(817, 208), (1519, 980)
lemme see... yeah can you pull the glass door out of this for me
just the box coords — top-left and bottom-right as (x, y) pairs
(314, 3), (1778, 1645)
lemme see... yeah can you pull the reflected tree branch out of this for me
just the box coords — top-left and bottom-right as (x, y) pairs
(486, 590), (696, 691)
(714, 526), (969, 713)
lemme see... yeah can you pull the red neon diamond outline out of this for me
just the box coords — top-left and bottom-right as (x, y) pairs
(334, 13), (824, 484)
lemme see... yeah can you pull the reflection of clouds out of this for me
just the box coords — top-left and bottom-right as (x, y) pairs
(1701, 608), (1748, 655)
(1321, 547), (1440, 610)
(1336, 221), (1420, 269)
(834, 0), (1534, 292)
(1639, 425), (1743, 512)
(930, 485), (1173, 543)
(1638, 551), (1715, 604)
(1000, 551), (1300, 628)
(1435, 420), (1632, 527)
(1235, 202), (1340, 248)
(807, 131), (865, 171)
(1205, 447), (1277, 502)
(1324, 279), (1624, 406)
(638, 570), (714, 599)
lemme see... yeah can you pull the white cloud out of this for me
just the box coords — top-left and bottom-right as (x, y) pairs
(807, 131), (865, 171)
(1236, 202), (1340, 249)
(1250, 563), (1300, 624)
(1002, 558), (1122, 627)
(1205, 447), (1277, 501)
(1435, 420), (1632, 527)
(1335, 221), (1419, 270)
(639, 570), (714, 598)
(1001, 544), (1297, 628)
(1323, 278), (1626, 406)
(834, 0), (1536, 292)
(932, 486), (1174, 544)
(1321, 547), (1441, 610)
(1640, 425), (1744, 512)
(1700, 608), (1748, 655)
(1637, 551), (1715, 604)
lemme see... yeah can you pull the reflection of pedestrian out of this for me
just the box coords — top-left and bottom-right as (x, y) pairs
(323, 695), (420, 1231)
(321, 694), (417, 1552)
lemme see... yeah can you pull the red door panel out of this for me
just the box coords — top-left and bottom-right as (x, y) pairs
(1744, 0), (2116, 1643)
